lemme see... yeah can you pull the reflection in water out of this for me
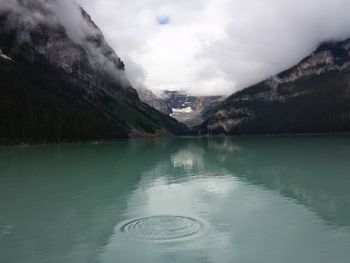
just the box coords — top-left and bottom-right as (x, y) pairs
(0, 141), (172, 263)
(205, 136), (350, 227)
(1, 137), (350, 263)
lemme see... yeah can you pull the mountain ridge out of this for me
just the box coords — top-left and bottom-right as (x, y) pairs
(199, 38), (350, 135)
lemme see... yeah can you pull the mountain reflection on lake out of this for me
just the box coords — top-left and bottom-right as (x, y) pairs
(1, 136), (350, 263)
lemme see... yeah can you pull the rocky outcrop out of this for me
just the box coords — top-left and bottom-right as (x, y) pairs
(200, 38), (350, 135)
(137, 87), (172, 114)
(270, 41), (350, 86)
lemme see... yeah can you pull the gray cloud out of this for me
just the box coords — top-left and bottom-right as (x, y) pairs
(3, 0), (350, 96)
(76, 0), (350, 96)
(198, 0), (350, 93)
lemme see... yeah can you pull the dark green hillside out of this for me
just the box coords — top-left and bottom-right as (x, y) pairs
(0, 58), (187, 144)
(231, 71), (350, 134)
(0, 58), (127, 143)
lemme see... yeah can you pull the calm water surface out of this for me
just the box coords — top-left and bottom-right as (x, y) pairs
(1, 137), (350, 263)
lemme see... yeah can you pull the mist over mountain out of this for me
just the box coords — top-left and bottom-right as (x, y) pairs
(0, 0), (187, 144)
(199, 38), (350, 135)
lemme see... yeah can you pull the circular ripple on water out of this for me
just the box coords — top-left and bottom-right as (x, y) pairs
(120, 215), (203, 241)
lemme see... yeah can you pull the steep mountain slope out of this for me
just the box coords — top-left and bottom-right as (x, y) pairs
(0, 0), (187, 144)
(200, 39), (350, 135)
(138, 89), (224, 127)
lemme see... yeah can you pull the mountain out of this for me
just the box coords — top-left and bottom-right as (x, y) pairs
(0, 0), (187, 144)
(137, 88), (172, 114)
(199, 38), (350, 135)
(138, 89), (224, 127)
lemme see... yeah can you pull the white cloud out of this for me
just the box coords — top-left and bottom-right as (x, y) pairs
(71, 0), (350, 95)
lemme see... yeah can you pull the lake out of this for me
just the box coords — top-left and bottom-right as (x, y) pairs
(1, 136), (350, 263)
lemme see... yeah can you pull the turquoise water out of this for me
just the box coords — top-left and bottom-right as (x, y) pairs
(0, 137), (350, 263)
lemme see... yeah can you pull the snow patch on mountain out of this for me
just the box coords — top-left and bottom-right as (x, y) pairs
(171, 107), (193, 114)
(0, 49), (13, 61)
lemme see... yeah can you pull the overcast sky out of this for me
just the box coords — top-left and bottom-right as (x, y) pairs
(77, 0), (350, 96)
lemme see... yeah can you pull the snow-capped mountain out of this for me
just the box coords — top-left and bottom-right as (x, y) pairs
(138, 89), (224, 127)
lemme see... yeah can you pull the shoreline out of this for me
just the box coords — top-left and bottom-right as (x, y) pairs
(2, 132), (350, 147)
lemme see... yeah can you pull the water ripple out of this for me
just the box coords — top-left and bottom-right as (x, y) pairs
(120, 215), (203, 241)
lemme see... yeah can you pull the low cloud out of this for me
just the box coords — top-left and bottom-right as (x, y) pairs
(0, 0), (129, 86)
(77, 0), (350, 96)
